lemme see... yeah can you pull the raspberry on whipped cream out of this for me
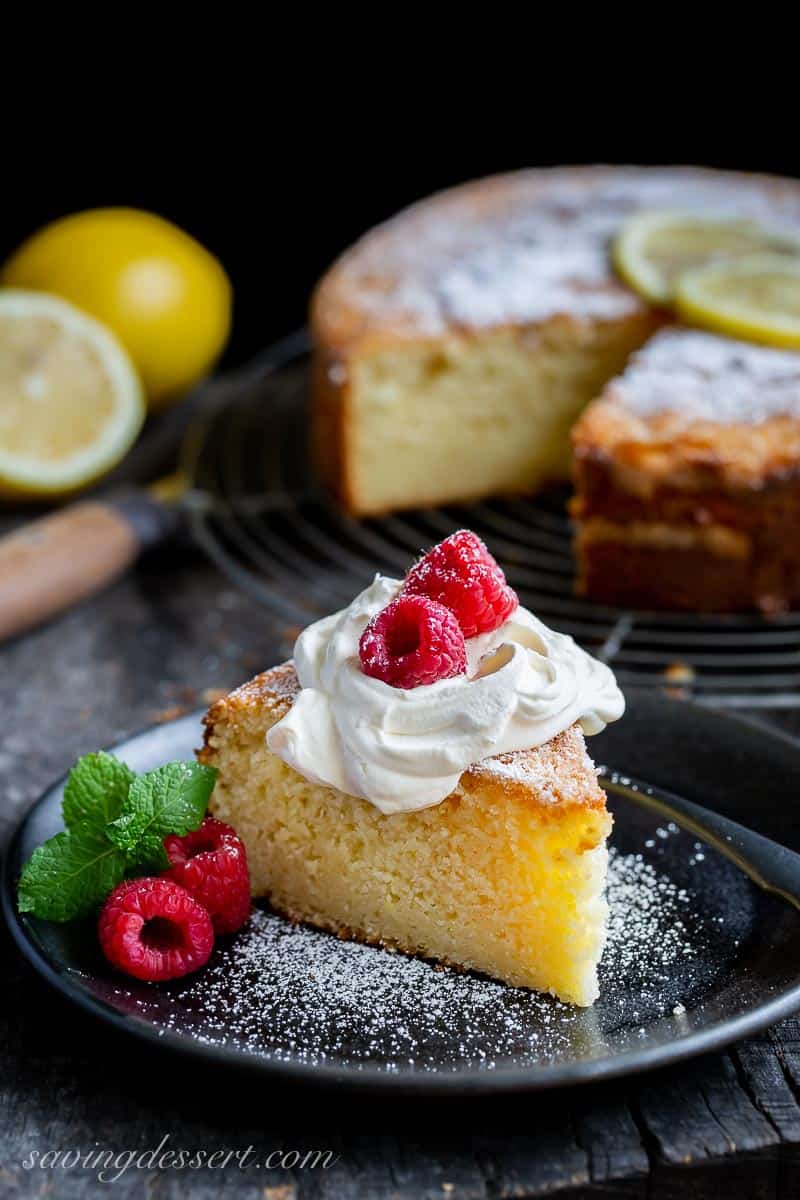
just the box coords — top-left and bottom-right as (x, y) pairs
(267, 572), (624, 815)
(359, 593), (467, 689)
(403, 530), (518, 637)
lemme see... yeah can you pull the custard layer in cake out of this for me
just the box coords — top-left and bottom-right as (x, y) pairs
(200, 663), (612, 1006)
(311, 166), (800, 516)
(572, 329), (800, 613)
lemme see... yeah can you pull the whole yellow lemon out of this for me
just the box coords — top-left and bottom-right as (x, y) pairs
(2, 208), (232, 409)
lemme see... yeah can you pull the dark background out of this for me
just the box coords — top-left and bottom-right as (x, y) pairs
(4, 101), (800, 1198)
(6, 119), (800, 369)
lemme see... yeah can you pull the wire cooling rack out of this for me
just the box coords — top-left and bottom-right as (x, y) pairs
(182, 333), (800, 710)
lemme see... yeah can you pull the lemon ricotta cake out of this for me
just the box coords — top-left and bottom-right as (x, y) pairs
(200, 533), (624, 1005)
(311, 166), (800, 519)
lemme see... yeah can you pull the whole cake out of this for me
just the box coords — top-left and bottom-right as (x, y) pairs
(200, 532), (624, 1005)
(311, 166), (800, 612)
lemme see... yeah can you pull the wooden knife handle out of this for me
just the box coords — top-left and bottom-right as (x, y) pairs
(0, 492), (177, 643)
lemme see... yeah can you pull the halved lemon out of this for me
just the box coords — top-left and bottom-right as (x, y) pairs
(0, 290), (145, 498)
(2, 208), (232, 410)
(613, 210), (800, 305)
(675, 255), (800, 350)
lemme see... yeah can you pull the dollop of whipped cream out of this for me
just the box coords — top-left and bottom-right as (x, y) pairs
(267, 576), (624, 815)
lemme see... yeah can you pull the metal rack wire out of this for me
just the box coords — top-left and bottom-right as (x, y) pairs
(183, 336), (800, 709)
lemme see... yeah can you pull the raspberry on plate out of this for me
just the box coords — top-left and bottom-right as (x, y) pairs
(98, 877), (214, 982)
(403, 529), (518, 638)
(163, 816), (251, 935)
(359, 593), (467, 688)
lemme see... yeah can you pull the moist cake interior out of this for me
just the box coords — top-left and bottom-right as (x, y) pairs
(321, 315), (661, 515)
(201, 663), (613, 1006)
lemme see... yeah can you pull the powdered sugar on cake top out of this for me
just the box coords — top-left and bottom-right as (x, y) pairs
(324, 168), (800, 338)
(437, 240), (636, 328)
(610, 328), (800, 425)
(474, 740), (600, 806)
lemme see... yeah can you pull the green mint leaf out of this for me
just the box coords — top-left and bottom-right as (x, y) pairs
(107, 762), (217, 872)
(106, 808), (160, 863)
(62, 752), (136, 831)
(17, 822), (127, 923)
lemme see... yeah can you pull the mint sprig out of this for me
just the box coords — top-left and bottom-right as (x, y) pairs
(18, 823), (128, 922)
(17, 755), (217, 923)
(62, 751), (136, 828)
(107, 763), (217, 871)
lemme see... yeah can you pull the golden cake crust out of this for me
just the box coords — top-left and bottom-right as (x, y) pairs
(572, 328), (800, 491)
(312, 166), (800, 358)
(570, 328), (800, 613)
(200, 661), (607, 815)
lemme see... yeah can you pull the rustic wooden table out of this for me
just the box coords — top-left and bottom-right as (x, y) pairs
(2, 548), (800, 1199)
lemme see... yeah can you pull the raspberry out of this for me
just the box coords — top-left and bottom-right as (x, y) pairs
(403, 530), (518, 638)
(163, 816), (251, 935)
(359, 593), (466, 688)
(98, 877), (214, 982)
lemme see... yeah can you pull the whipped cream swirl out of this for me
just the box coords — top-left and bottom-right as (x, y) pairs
(267, 576), (624, 814)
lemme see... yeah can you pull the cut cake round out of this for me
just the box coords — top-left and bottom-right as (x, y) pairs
(311, 166), (800, 518)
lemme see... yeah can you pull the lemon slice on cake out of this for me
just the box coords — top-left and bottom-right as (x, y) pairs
(675, 254), (800, 350)
(613, 210), (800, 305)
(0, 290), (144, 498)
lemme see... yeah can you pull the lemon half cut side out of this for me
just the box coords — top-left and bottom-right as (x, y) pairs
(0, 290), (145, 498)
(1, 208), (232, 409)
(613, 210), (800, 306)
(675, 255), (800, 350)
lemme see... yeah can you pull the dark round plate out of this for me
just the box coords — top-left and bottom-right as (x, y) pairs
(4, 692), (800, 1095)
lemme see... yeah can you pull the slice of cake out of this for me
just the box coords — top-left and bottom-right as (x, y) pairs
(571, 329), (800, 613)
(311, 166), (800, 516)
(199, 532), (624, 1005)
(201, 666), (611, 1006)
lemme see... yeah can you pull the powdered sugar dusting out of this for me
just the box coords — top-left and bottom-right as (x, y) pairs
(437, 240), (636, 328)
(477, 749), (587, 804)
(480, 753), (564, 793)
(329, 168), (800, 337)
(224, 664), (300, 713)
(613, 328), (800, 425)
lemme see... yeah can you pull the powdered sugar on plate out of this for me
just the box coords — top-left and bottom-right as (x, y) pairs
(124, 819), (748, 1073)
